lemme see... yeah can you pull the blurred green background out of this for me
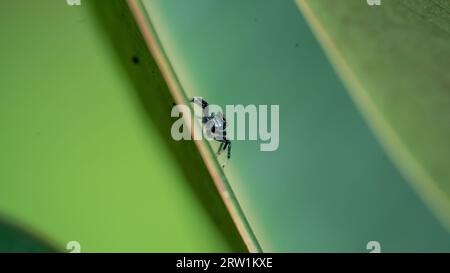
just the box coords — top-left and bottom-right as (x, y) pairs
(0, 0), (245, 252)
(0, 0), (449, 252)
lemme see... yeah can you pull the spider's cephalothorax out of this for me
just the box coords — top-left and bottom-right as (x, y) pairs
(191, 97), (231, 160)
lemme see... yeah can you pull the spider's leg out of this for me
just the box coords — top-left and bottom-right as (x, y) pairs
(222, 141), (229, 151)
(191, 97), (209, 108)
(217, 142), (224, 155)
(220, 141), (232, 168)
(191, 97), (209, 117)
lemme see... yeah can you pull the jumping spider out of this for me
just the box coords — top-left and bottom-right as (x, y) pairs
(191, 97), (231, 161)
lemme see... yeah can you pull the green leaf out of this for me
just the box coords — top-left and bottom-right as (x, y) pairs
(297, 0), (450, 228)
(0, 0), (247, 252)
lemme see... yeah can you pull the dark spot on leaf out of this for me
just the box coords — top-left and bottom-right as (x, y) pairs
(131, 56), (140, 64)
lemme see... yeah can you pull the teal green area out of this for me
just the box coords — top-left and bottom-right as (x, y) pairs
(300, 0), (450, 230)
(143, 0), (450, 252)
(0, 0), (246, 252)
